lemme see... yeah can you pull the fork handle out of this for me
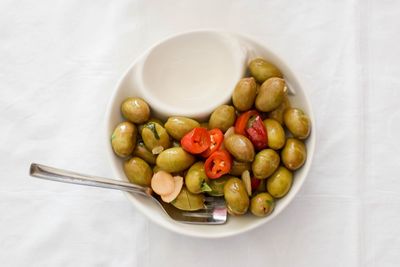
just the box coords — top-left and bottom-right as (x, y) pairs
(29, 163), (152, 197)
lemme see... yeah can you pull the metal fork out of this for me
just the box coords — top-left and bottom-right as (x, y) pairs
(29, 163), (227, 225)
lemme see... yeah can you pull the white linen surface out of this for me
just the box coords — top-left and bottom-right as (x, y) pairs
(1, 0), (399, 266)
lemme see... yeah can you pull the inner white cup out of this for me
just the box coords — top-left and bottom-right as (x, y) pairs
(136, 31), (248, 120)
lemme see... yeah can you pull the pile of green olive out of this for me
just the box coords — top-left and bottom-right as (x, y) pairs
(111, 57), (311, 218)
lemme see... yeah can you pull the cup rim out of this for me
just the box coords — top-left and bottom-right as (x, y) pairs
(137, 30), (248, 120)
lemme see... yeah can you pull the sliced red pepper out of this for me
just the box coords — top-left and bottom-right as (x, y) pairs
(234, 110), (258, 136)
(204, 150), (232, 179)
(181, 127), (211, 154)
(246, 115), (268, 150)
(234, 110), (268, 150)
(251, 177), (261, 193)
(201, 128), (224, 157)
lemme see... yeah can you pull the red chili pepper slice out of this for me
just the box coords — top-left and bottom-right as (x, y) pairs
(204, 150), (232, 179)
(234, 110), (258, 136)
(201, 128), (224, 158)
(251, 177), (261, 193)
(181, 127), (211, 154)
(234, 110), (268, 150)
(246, 115), (268, 150)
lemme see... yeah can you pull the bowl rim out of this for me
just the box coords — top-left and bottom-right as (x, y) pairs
(104, 29), (316, 239)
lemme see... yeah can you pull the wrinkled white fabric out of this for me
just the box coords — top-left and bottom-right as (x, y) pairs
(1, 0), (399, 266)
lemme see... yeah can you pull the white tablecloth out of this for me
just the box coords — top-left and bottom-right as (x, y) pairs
(1, 0), (399, 266)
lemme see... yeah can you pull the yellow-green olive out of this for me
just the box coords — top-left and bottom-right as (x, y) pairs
(138, 118), (164, 134)
(185, 162), (210, 194)
(111, 122), (137, 158)
(132, 140), (157, 165)
(209, 105), (236, 132)
(141, 122), (171, 153)
(224, 134), (255, 162)
(267, 166), (293, 198)
(229, 160), (251, 176)
(121, 97), (150, 124)
(223, 177), (249, 215)
(156, 147), (195, 173)
(252, 149), (280, 179)
(255, 78), (286, 112)
(232, 77), (257, 111)
(248, 58), (283, 83)
(207, 175), (231, 196)
(223, 126), (236, 140)
(268, 94), (291, 124)
(165, 117), (200, 140)
(263, 119), (285, 150)
(283, 108), (311, 139)
(171, 187), (205, 211)
(281, 138), (307, 170)
(123, 157), (153, 187)
(250, 193), (275, 217)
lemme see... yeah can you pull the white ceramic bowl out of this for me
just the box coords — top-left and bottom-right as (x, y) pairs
(105, 30), (316, 238)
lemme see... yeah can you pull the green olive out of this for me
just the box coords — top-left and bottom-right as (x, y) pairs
(223, 177), (249, 215)
(138, 118), (164, 134)
(229, 160), (251, 176)
(252, 149), (280, 179)
(165, 117), (200, 140)
(207, 175), (231, 196)
(283, 108), (311, 139)
(209, 105), (236, 132)
(185, 162), (210, 194)
(171, 187), (205, 211)
(111, 122), (137, 158)
(255, 78), (286, 112)
(248, 58), (283, 83)
(141, 122), (171, 153)
(123, 157), (153, 187)
(121, 97), (150, 124)
(156, 147), (195, 173)
(232, 77), (257, 111)
(267, 166), (293, 198)
(263, 119), (285, 150)
(224, 134), (255, 162)
(250, 193), (275, 217)
(268, 94), (291, 124)
(281, 138), (307, 170)
(132, 140), (157, 165)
